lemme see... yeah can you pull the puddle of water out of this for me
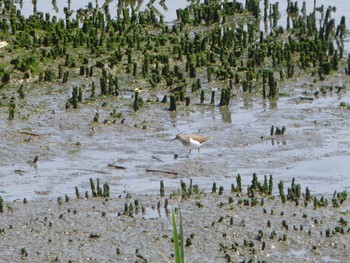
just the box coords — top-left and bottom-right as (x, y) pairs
(274, 155), (350, 194)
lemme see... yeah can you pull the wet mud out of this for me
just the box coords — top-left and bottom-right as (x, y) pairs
(1, 178), (349, 262)
(1, 73), (349, 200)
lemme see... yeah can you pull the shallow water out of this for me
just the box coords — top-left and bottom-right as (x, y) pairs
(1, 0), (350, 201)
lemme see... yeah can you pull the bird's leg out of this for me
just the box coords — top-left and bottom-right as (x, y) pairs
(197, 148), (200, 156)
(187, 149), (192, 156)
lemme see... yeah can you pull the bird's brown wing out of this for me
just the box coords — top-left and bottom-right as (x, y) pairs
(188, 134), (212, 144)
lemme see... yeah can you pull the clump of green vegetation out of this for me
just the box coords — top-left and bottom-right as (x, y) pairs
(8, 97), (16, 120)
(0, 0), (347, 113)
(0, 65), (11, 84)
(0, 196), (4, 213)
(10, 54), (41, 75)
(340, 102), (350, 110)
(133, 90), (144, 111)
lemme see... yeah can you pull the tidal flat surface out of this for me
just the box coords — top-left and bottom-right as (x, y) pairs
(0, 182), (349, 262)
(0, 0), (350, 262)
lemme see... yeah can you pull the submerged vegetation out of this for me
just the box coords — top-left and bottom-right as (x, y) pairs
(0, 0), (347, 115)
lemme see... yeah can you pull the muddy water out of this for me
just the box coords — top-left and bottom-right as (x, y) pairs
(1, 0), (350, 201)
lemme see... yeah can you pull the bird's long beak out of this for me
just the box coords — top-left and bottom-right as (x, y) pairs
(170, 137), (177, 142)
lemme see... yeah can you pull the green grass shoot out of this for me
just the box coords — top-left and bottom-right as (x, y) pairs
(172, 208), (186, 263)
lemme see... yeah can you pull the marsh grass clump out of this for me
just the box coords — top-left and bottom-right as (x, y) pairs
(103, 182), (110, 198)
(0, 196), (3, 213)
(8, 97), (16, 120)
(287, 178), (301, 205)
(17, 84), (25, 99)
(313, 196), (328, 209)
(212, 182), (217, 193)
(89, 178), (97, 197)
(219, 87), (231, 107)
(75, 186), (80, 199)
(180, 180), (188, 199)
(57, 197), (63, 205)
(234, 174), (242, 194)
(133, 90), (143, 112)
(200, 89), (205, 104)
(20, 247), (28, 258)
(332, 190), (348, 208)
(218, 186), (224, 195)
(169, 94), (177, 111)
(161, 95), (167, 103)
(278, 180), (286, 203)
(160, 180), (165, 197)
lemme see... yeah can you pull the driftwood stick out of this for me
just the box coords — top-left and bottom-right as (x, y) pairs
(146, 169), (178, 175)
(107, 164), (126, 170)
(152, 156), (164, 162)
(76, 169), (110, 174)
(19, 131), (45, 136)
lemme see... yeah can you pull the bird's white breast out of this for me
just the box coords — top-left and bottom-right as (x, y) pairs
(189, 138), (201, 148)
